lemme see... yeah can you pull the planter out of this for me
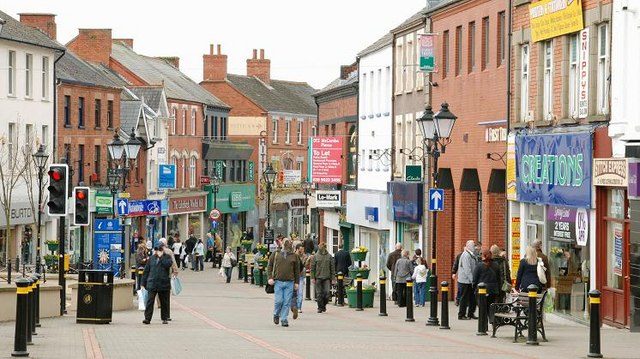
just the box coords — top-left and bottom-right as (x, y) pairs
(253, 268), (266, 286)
(46, 243), (59, 252)
(257, 247), (268, 255)
(241, 242), (253, 251)
(257, 259), (268, 268)
(346, 287), (375, 308)
(348, 268), (370, 280)
(350, 251), (367, 262)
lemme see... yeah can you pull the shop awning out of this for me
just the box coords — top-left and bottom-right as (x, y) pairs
(204, 141), (253, 161)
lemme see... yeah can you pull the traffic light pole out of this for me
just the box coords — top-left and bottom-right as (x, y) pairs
(58, 216), (66, 315)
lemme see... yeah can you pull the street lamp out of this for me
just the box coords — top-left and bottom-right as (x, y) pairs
(32, 145), (49, 274)
(107, 132), (125, 161)
(417, 102), (457, 327)
(263, 164), (277, 240)
(211, 175), (221, 210)
(301, 180), (312, 240)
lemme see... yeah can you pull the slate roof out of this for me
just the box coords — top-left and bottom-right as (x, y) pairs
(111, 42), (229, 109)
(129, 87), (168, 117)
(315, 71), (358, 97)
(57, 51), (124, 89)
(226, 74), (317, 116)
(357, 32), (393, 58)
(120, 100), (143, 133)
(0, 10), (65, 51)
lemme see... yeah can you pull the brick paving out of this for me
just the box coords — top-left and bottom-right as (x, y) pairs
(0, 267), (637, 358)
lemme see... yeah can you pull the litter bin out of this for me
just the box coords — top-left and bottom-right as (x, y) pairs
(76, 269), (114, 324)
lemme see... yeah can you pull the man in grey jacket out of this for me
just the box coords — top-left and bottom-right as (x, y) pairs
(311, 243), (335, 313)
(393, 250), (413, 308)
(457, 240), (478, 320)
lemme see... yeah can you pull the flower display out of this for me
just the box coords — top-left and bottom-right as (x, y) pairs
(351, 246), (368, 253)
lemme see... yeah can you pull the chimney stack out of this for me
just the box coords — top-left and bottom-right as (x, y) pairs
(19, 13), (57, 40)
(114, 38), (134, 49)
(67, 29), (113, 65)
(203, 43), (227, 81)
(340, 62), (358, 80)
(157, 56), (180, 69)
(247, 48), (270, 84)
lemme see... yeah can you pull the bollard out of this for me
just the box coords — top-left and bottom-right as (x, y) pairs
(379, 275), (388, 316)
(405, 278), (415, 322)
(476, 282), (488, 336)
(259, 266), (264, 287)
(526, 284), (539, 346)
(250, 262), (255, 285)
(8, 259), (11, 284)
(440, 281), (450, 329)
(30, 276), (37, 337)
(131, 266), (136, 295)
(426, 273), (439, 326)
(34, 274), (41, 328)
(305, 270), (311, 300)
(25, 278), (33, 346)
(587, 290), (603, 358)
(244, 261), (249, 283)
(336, 272), (344, 307)
(12, 278), (30, 357)
(355, 273), (363, 311)
(237, 258), (243, 280)
(137, 268), (144, 291)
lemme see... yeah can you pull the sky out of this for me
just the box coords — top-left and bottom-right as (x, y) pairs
(2, 0), (427, 89)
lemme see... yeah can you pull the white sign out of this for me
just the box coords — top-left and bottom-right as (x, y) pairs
(593, 158), (628, 187)
(283, 170), (301, 185)
(575, 207), (589, 246)
(316, 190), (341, 208)
(578, 28), (589, 119)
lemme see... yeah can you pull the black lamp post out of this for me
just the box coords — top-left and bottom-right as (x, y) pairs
(32, 145), (49, 274)
(417, 102), (457, 327)
(263, 164), (277, 240)
(212, 175), (221, 210)
(301, 180), (312, 239)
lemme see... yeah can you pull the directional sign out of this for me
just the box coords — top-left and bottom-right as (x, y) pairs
(116, 198), (129, 216)
(428, 188), (444, 212)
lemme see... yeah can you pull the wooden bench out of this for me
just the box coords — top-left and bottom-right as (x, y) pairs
(490, 291), (548, 342)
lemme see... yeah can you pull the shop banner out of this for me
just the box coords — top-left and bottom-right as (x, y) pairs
(419, 34), (436, 72)
(168, 195), (206, 215)
(248, 161), (255, 182)
(593, 158), (628, 187)
(310, 136), (343, 184)
(511, 217), (521, 280)
(530, 0), (584, 43)
(316, 190), (341, 208)
(546, 206), (589, 245)
(629, 160), (640, 199)
(516, 132), (592, 208)
(206, 184), (256, 214)
(388, 181), (423, 224)
(506, 134), (517, 201)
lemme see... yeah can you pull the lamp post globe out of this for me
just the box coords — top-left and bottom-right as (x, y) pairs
(264, 164), (277, 186)
(124, 128), (142, 160)
(107, 132), (125, 161)
(434, 102), (457, 139)
(417, 105), (436, 140)
(33, 144), (49, 171)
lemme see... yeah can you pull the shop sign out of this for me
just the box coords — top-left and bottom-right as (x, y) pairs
(200, 176), (211, 185)
(158, 164), (176, 189)
(169, 195), (206, 215)
(628, 160), (640, 199)
(230, 192), (243, 208)
(405, 165), (422, 182)
(546, 205), (589, 245)
(511, 217), (520, 279)
(578, 28), (589, 119)
(207, 184), (255, 214)
(95, 191), (113, 214)
(506, 134), (517, 201)
(215, 161), (224, 179)
(365, 207), (378, 223)
(418, 33), (436, 72)
(283, 170), (301, 185)
(310, 136), (343, 184)
(486, 127), (507, 143)
(248, 161), (255, 182)
(388, 181), (423, 224)
(128, 200), (161, 217)
(316, 190), (341, 208)
(516, 132), (592, 208)
(0, 201), (35, 226)
(529, 0), (584, 43)
(593, 158), (628, 187)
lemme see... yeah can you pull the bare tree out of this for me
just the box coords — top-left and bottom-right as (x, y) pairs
(21, 137), (48, 265)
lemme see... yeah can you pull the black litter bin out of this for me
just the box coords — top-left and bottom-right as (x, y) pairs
(76, 269), (114, 324)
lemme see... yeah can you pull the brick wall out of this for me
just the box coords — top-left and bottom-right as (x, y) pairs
(66, 29), (112, 65)
(166, 99), (203, 190)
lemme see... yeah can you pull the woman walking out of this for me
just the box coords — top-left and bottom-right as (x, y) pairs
(136, 243), (149, 269)
(515, 246), (543, 292)
(490, 245), (511, 303)
(411, 257), (428, 306)
(221, 247), (236, 283)
(172, 238), (183, 269)
(194, 239), (205, 271)
(473, 249), (500, 323)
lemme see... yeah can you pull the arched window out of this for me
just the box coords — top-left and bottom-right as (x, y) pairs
(189, 156), (197, 187)
(181, 158), (187, 188)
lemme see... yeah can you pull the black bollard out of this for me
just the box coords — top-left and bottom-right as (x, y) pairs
(426, 273), (439, 326)
(588, 290), (603, 358)
(244, 261), (249, 283)
(237, 257), (243, 280)
(405, 278), (415, 322)
(30, 276), (37, 337)
(305, 270), (311, 300)
(131, 266), (136, 295)
(34, 274), (41, 328)
(25, 278), (33, 346)
(250, 262), (255, 285)
(336, 272), (344, 307)
(8, 259), (11, 284)
(137, 268), (144, 291)
(476, 282), (488, 335)
(440, 281), (450, 329)
(259, 266), (264, 287)
(12, 278), (30, 357)
(526, 284), (539, 345)
(379, 275), (388, 316)
(355, 273), (363, 311)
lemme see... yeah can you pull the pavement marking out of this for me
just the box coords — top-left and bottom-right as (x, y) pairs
(174, 300), (302, 359)
(82, 328), (103, 359)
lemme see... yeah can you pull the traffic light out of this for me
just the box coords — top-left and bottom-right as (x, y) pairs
(46, 164), (69, 216)
(73, 186), (90, 226)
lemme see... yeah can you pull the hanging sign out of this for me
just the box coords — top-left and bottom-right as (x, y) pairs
(419, 34), (436, 72)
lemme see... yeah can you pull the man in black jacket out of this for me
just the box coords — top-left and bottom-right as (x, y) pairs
(184, 235), (197, 270)
(386, 243), (403, 302)
(334, 240), (352, 278)
(142, 246), (174, 324)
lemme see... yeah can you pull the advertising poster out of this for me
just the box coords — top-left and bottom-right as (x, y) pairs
(310, 136), (343, 184)
(506, 134), (517, 201)
(511, 217), (521, 279)
(529, 0), (584, 42)
(613, 224), (623, 277)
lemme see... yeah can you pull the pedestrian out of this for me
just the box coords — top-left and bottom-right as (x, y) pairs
(412, 248), (423, 266)
(458, 240), (478, 320)
(334, 239), (352, 279)
(184, 234), (197, 271)
(291, 242), (306, 319)
(158, 239), (178, 321)
(221, 247), (236, 283)
(411, 257), (428, 307)
(136, 243), (149, 269)
(532, 239), (551, 288)
(205, 233), (215, 263)
(167, 234), (175, 249)
(194, 239), (205, 271)
(141, 245), (173, 325)
(386, 243), (403, 303)
(473, 248), (500, 323)
(490, 244), (511, 303)
(451, 250), (463, 306)
(303, 234), (315, 255)
(515, 246), (543, 292)
(172, 238), (183, 269)
(311, 242), (335, 313)
(393, 250), (412, 308)
(267, 239), (300, 327)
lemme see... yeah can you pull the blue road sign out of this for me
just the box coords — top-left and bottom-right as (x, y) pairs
(428, 188), (444, 212)
(116, 198), (129, 216)
(158, 164), (176, 189)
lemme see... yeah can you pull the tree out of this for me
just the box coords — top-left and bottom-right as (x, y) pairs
(21, 138), (48, 265)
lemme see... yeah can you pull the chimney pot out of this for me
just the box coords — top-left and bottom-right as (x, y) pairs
(253, 49), (257, 59)
(260, 49), (265, 60)
(210, 44), (214, 55)
(217, 44), (221, 55)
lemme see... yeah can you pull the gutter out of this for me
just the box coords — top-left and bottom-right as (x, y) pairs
(53, 48), (66, 162)
(505, 0), (513, 255)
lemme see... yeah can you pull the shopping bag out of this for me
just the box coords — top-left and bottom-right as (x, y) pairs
(137, 288), (147, 311)
(544, 287), (555, 313)
(171, 277), (182, 296)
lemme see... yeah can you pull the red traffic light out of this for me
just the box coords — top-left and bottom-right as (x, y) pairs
(49, 169), (62, 181)
(76, 190), (86, 200)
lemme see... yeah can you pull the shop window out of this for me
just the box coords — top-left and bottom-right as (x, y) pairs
(597, 23), (610, 115)
(520, 44), (530, 121)
(606, 189), (626, 290)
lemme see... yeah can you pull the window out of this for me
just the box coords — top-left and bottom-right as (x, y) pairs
(568, 34), (579, 118)
(597, 23), (610, 115)
(189, 156), (196, 187)
(455, 26), (463, 76)
(78, 145), (85, 183)
(331, 124), (336, 136)
(170, 107), (176, 134)
(297, 121), (303, 144)
(94, 99), (102, 128)
(442, 30), (449, 78)
(181, 158), (186, 188)
(203, 115), (209, 138)
(107, 100), (114, 129)
(498, 11), (506, 66)
(272, 118), (278, 143)
(482, 17), (489, 70)
(212, 116), (219, 139)
(395, 42), (403, 93)
(41, 57), (49, 99)
(25, 54), (33, 97)
(605, 189), (626, 290)
(229, 160), (236, 182)
(220, 117), (227, 140)
(361, 73), (367, 114)
(25, 124), (33, 151)
(520, 44), (530, 121)
(406, 38), (414, 90)
(285, 119), (291, 144)
(8, 51), (16, 95)
(8, 123), (15, 166)
(468, 22), (476, 73)
(94, 145), (101, 180)
(78, 97), (85, 128)
(41, 125), (49, 149)
(64, 96), (71, 127)
(191, 108), (196, 136)
(369, 71), (374, 115)
(360, 149), (366, 171)
(543, 40), (553, 120)
(311, 125), (317, 137)
(236, 160), (243, 181)
(182, 109), (187, 135)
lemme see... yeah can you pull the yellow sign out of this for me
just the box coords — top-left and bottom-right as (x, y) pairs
(511, 217), (521, 280)
(506, 134), (517, 201)
(530, 0), (584, 43)
(118, 192), (130, 199)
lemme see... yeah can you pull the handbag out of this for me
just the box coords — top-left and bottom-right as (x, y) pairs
(171, 276), (182, 296)
(501, 260), (512, 292)
(265, 253), (277, 294)
(537, 258), (548, 285)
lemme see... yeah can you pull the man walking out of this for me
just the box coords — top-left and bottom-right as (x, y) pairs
(291, 242), (306, 319)
(334, 240), (352, 278)
(458, 240), (478, 320)
(312, 243), (335, 313)
(386, 243), (403, 302)
(184, 234), (197, 271)
(267, 239), (300, 327)
(393, 250), (412, 307)
(451, 249), (463, 306)
(141, 245), (173, 325)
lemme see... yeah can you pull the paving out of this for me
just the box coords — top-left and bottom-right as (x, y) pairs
(0, 266), (636, 359)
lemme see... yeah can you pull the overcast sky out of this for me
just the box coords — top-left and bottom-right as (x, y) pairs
(3, 0), (426, 89)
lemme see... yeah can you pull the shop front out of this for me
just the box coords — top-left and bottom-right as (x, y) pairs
(205, 183), (255, 249)
(0, 201), (40, 265)
(323, 210), (341, 255)
(388, 181), (424, 255)
(167, 192), (207, 241)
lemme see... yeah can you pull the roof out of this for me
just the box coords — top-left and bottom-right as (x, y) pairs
(391, 7), (428, 33)
(314, 71), (358, 98)
(129, 87), (168, 117)
(357, 32), (393, 58)
(0, 10), (65, 51)
(226, 74), (317, 115)
(120, 100), (143, 133)
(57, 51), (125, 89)
(111, 42), (229, 109)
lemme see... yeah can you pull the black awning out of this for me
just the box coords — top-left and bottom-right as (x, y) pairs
(203, 141), (253, 161)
